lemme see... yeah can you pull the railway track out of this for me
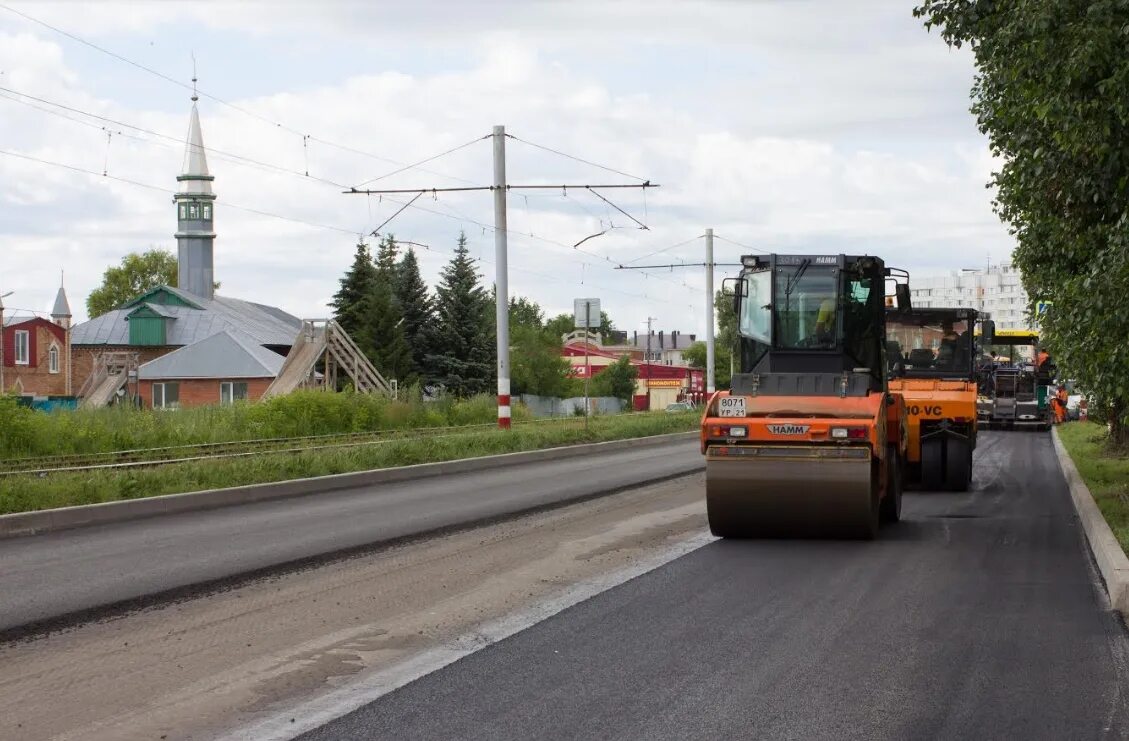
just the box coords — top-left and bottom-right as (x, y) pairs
(0, 417), (591, 477)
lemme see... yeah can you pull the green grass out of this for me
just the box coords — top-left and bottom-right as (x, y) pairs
(1058, 421), (1129, 553)
(0, 391), (535, 459)
(0, 412), (700, 515)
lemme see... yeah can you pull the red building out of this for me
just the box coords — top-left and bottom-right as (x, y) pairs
(1, 285), (74, 400)
(562, 335), (705, 410)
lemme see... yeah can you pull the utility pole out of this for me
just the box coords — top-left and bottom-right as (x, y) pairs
(705, 228), (715, 396)
(645, 316), (657, 411)
(344, 128), (657, 429)
(614, 231), (742, 402)
(493, 125), (511, 430)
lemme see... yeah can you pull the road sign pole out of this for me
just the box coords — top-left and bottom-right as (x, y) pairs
(584, 300), (590, 430)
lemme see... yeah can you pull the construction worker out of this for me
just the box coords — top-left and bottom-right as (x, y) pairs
(814, 297), (836, 342)
(1054, 384), (1069, 424)
(935, 322), (959, 369)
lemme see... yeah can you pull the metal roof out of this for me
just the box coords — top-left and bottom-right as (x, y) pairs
(51, 286), (71, 317)
(129, 302), (178, 318)
(71, 285), (302, 348)
(138, 329), (286, 380)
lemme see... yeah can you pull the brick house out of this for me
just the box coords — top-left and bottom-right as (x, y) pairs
(1, 316), (69, 397)
(0, 285), (74, 400)
(136, 329), (284, 409)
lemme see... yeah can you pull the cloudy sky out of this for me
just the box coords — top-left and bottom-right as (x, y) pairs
(0, 0), (1009, 337)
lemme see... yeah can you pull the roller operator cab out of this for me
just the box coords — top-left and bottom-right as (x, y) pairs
(700, 254), (908, 540)
(885, 306), (985, 491)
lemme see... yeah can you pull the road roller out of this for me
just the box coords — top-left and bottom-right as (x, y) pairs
(885, 303), (990, 491)
(701, 254), (908, 539)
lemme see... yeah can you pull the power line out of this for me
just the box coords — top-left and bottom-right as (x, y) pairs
(505, 133), (647, 182)
(714, 234), (764, 253)
(352, 135), (490, 188)
(0, 2), (476, 187)
(620, 235), (704, 265)
(0, 85), (350, 188)
(0, 148), (361, 235)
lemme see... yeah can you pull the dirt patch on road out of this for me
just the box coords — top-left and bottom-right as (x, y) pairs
(0, 473), (706, 741)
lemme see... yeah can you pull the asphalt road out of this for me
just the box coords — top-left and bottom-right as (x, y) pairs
(0, 438), (702, 633)
(304, 431), (1129, 741)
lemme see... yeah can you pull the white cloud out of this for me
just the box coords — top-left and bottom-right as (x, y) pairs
(0, 1), (1012, 340)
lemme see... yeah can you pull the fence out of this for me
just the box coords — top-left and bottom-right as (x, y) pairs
(517, 394), (625, 418)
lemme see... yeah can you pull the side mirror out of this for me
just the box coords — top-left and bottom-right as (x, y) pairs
(722, 277), (746, 315)
(895, 284), (912, 311)
(981, 319), (995, 345)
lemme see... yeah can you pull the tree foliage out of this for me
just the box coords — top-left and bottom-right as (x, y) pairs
(86, 249), (178, 318)
(396, 247), (437, 382)
(591, 354), (639, 405)
(544, 310), (616, 342)
(506, 297), (573, 398)
(684, 340), (733, 389)
(427, 232), (495, 396)
(914, 0), (1129, 442)
(330, 242), (377, 345)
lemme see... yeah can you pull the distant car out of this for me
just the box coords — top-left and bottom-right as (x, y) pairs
(665, 402), (693, 413)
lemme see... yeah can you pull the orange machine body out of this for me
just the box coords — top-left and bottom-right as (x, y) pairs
(887, 378), (978, 464)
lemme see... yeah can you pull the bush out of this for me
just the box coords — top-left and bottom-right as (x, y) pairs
(0, 390), (532, 458)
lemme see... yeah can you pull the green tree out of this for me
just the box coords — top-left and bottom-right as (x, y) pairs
(510, 324), (572, 398)
(591, 354), (639, 406)
(86, 249), (178, 318)
(544, 310), (616, 342)
(330, 242), (377, 353)
(684, 340), (733, 389)
(396, 247), (436, 382)
(510, 297), (545, 329)
(427, 232), (495, 396)
(914, 0), (1129, 443)
(362, 235), (412, 383)
(360, 278), (413, 384)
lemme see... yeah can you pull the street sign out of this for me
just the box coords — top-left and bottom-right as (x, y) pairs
(573, 298), (601, 329)
(1036, 301), (1053, 316)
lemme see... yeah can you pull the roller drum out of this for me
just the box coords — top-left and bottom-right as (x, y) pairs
(706, 445), (878, 539)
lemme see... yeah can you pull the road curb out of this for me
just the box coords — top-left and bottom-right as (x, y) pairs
(1052, 426), (1129, 615)
(0, 431), (698, 540)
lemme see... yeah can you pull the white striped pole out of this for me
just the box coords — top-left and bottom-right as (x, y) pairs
(493, 125), (511, 430)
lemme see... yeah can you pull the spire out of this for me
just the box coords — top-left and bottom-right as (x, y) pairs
(179, 102), (213, 195)
(52, 272), (71, 329)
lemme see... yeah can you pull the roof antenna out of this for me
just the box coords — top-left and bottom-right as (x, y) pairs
(191, 52), (198, 103)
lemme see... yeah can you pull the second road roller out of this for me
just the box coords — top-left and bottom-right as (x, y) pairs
(701, 253), (908, 539)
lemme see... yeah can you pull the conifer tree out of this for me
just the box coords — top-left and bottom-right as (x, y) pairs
(396, 247), (437, 383)
(426, 232), (495, 396)
(330, 242), (377, 356)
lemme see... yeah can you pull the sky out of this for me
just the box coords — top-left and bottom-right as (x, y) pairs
(0, 0), (1011, 339)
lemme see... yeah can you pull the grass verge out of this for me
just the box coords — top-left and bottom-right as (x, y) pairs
(0, 412), (700, 515)
(1058, 421), (1129, 553)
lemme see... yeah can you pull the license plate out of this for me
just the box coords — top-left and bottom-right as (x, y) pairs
(718, 397), (746, 418)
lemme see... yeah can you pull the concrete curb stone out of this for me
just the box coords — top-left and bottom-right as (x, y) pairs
(1052, 426), (1129, 615)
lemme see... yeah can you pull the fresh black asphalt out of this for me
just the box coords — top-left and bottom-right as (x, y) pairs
(0, 439), (701, 634)
(303, 431), (1129, 740)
